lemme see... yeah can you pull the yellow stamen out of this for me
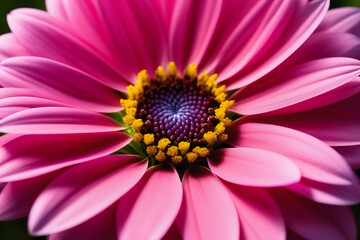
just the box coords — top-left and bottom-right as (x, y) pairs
(143, 133), (155, 145)
(218, 134), (228, 142)
(215, 108), (226, 120)
(167, 62), (177, 78)
(197, 72), (209, 87)
(126, 85), (140, 100)
(215, 122), (225, 135)
(178, 141), (190, 155)
(133, 133), (144, 143)
(132, 119), (144, 131)
(221, 117), (232, 127)
(120, 99), (138, 108)
(215, 93), (227, 103)
(206, 74), (218, 90)
(158, 138), (171, 151)
(197, 148), (209, 157)
(203, 131), (217, 145)
(155, 150), (166, 162)
(126, 107), (137, 117)
(155, 66), (166, 82)
(146, 145), (158, 156)
(123, 115), (135, 125)
(184, 63), (197, 80)
(213, 85), (226, 96)
(186, 152), (198, 163)
(137, 70), (150, 88)
(172, 155), (183, 164)
(220, 100), (235, 110)
(167, 146), (178, 157)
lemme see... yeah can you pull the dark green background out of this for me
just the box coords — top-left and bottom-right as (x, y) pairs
(0, 0), (359, 239)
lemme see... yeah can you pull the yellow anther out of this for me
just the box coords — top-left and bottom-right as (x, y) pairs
(215, 122), (225, 135)
(120, 99), (138, 108)
(143, 133), (155, 145)
(213, 85), (226, 96)
(132, 119), (144, 131)
(184, 63), (197, 80)
(172, 155), (183, 164)
(215, 108), (226, 120)
(126, 107), (137, 117)
(133, 133), (144, 143)
(192, 146), (201, 154)
(137, 70), (150, 88)
(167, 62), (177, 77)
(206, 74), (218, 90)
(221, 117), (232, 127)
(186, 152), (198, 163)
(155, 66), (166, 82)
(146, 145), (158, 156)
(197, 148), (209, 157)
(178, 141), (190, 155)
(218, 134), (228, 142)
(197, 72), (209, 86)
(126, 85), (140, 100)
(158, 138), (171, 151)
(155, 150), (167, 162)
(220, 100), (234, 110)
(123, 115), (135, 125)
(167, 146), (178, 157)
(215, 93), (227, 103)
(203, 131), (217, 145)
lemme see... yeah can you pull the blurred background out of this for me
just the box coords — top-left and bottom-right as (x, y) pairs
(0, 0), (359, 239)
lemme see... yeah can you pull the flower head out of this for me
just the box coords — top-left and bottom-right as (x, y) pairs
(0, 0), (360, 239)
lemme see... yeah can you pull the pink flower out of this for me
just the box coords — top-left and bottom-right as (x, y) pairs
(0, 0), (360, 239)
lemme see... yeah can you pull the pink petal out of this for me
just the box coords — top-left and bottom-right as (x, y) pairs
(286, 178), (360, 206)
(270, 189), (357, 240)
(0, 132), (131, 181)
(0, 107), (122, 134)
(231, 57), (360, 115)
(224, 182), (285, 240)
(7, 8), (130, 91)
(176, 165), (239, 239)
(162, 223), (182, 240)
(228, 122), (355, 185)
(116, 163), (182, 240)
(0, 57), (121, 113)
(334, 145), (360, 169)
(169, 0), (222, 71)
(208, 147), (300, 187)
(0, 170), (62, 220)
(216, 0), (329, 90)
(29, 155), (147, 235)
(49, 204), (118, 240)
(97, 0), (168, 79)
(0, 87), (46, 99)
(0, 33), (30, 61)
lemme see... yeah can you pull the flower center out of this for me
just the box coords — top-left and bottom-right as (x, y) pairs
(120, 62), (233, 165)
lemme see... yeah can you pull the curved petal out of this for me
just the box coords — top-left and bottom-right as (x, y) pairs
(0, 33), (30, 61)
(0, 57), (121, 113)
(231, 57), (360, 115)
(0, 107), (122, 134)
(0, 132), (131, 181)
(215, 0), (329, 90)
(162, 223), (182, 240)
(176, 165), (239, 240)
(208, 148), (300, 187)
(334, 145), (360, 169)
(116, 163), (182, 240)
(0, 170), (62, 221)
(270, 189), (357, 240)
(29, 155), (147, 235)
(7, 8), (130, 91)
(49, 204), (118, 240)
(224, 182), (285, 240)
(228, 123), (356, 185)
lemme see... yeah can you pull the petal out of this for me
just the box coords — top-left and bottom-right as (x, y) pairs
(208, 148), (300, 187)
(176, 165), (239, 240)
(228, 122), (355, 185)
(224, 182), (285, 240)
(7, 9), (130, 91)
(0, 132), (131, 181)
(0, 170), (62, 221)
(0, 33), (30, 61)
(116, 163), (182, 240)
(270, 189), (357, 240)
(29, 155), (147, 235)
(0, 57), (121, 113)
(49, 204), (118, 240)
(162, 223), (182, 240)
(231, 57), (360, 115)
(0, 107), (122, 134)
(334, 145), (360, 169)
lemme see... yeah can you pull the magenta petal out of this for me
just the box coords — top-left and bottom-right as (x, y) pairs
(228, 122), (355, 185)
(0, 107), (122, 134)
(0, 33), (30, 61)
(231, 57), (360, 115)
(0, 57), (121, 113)
(224, 182), (285, 240)
(162, 223), (182, 240)
(176, 165), (239, 239)
(0, 170), (62, 221)
(49, 204), (118, 240)
(0, 132), (131, 181)
(209, 147), (300, 187)
(334, 145), (360, 169)
(29, 155), (147, 235)
(271, 189), (357, 240)
(116, 163), (182, 240)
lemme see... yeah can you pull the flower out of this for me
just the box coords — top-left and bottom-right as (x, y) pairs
(0, 0), (360, 239)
